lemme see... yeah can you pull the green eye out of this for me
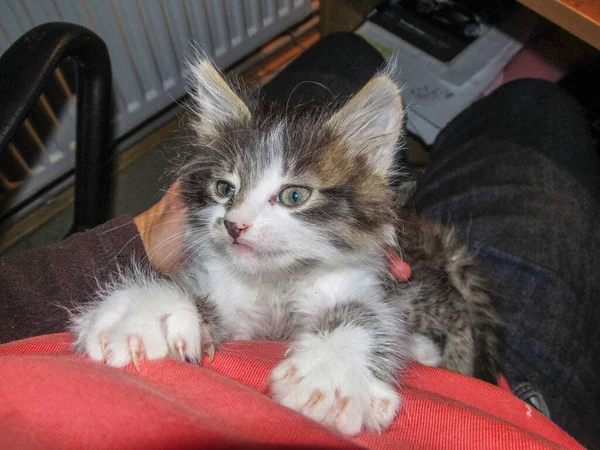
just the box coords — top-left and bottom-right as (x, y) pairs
(277, 186), (312, 206)
(216, 180), (235, 199)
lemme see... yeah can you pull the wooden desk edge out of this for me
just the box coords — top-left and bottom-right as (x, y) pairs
(517, 0), (600, 50)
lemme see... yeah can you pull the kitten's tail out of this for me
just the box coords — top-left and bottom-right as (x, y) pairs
(447, 248), (503, 384)
(470, 285), (503, 384)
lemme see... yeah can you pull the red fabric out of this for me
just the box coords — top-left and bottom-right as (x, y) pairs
(0, 334), (583, 449)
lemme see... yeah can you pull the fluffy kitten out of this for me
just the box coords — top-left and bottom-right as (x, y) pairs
(71, 58), (500, 435)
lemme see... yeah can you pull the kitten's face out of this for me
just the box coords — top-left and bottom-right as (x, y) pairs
(180, 60), (404, 275)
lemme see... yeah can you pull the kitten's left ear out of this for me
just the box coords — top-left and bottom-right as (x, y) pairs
(326, 75), (404, 174)
(188, 59), (251, 138)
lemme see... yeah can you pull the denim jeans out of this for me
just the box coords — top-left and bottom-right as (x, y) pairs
(266, 33), (600, 447)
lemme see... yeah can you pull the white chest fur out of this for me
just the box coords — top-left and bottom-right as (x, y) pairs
(186, 260), (384, 340)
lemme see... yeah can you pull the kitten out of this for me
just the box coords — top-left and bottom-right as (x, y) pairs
(71, 58), (501, 435)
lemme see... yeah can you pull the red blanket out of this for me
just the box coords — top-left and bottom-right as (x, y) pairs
(0, 333), (582, 449)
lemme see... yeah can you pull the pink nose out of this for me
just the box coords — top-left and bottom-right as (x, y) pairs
(224, 220), (248, 240)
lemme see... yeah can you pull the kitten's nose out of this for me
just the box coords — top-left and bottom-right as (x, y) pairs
(224, 220), (247, 240)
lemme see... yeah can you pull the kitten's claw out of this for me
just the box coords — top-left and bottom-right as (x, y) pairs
(175, 341), (186, 361)
(131, 349), (142, 373)
(129, 336), (144, 372)
(100, 339), (111, 361)
(203, 343), (215, 364)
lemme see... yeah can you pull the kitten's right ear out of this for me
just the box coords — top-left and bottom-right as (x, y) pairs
(188, 59), (251, 138)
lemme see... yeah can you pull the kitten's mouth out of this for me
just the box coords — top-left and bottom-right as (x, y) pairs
(230, 240), (257, 257)
(229, 240), (286, 259)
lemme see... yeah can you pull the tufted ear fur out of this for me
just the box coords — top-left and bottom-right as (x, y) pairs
(325, 75), (404, 176)
(188, 59), (251, 138)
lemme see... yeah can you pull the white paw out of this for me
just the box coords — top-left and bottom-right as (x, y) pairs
(270, 334), (401, 435)
(412, 333), (443, 367)
(71, 280), (209, 369)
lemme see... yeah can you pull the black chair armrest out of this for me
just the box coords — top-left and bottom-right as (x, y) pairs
(0, 22), (113, 235)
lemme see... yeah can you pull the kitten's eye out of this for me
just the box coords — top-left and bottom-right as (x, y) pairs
(277, 186), (311, 206)
(216, 180), (235, 199)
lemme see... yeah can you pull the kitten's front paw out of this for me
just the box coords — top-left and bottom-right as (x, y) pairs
(72, 282), (208, 369)
(270, 338), (401, 435)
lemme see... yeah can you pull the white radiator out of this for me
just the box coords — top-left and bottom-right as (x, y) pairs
(0, 0), (312, 223)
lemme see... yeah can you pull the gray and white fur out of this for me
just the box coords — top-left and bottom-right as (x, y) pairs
(71, 58), (501, 435)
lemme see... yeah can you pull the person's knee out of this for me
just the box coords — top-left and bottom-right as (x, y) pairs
(491, 78), (585, 119)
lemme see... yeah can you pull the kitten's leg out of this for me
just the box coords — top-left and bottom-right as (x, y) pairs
(270, 300), (411, 435)
(71, 273), (220, 368)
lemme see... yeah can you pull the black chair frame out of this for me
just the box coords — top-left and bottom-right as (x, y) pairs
(0, 22), (113, 235)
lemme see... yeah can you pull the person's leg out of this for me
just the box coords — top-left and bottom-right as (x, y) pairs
(413, 79), (599, 447)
